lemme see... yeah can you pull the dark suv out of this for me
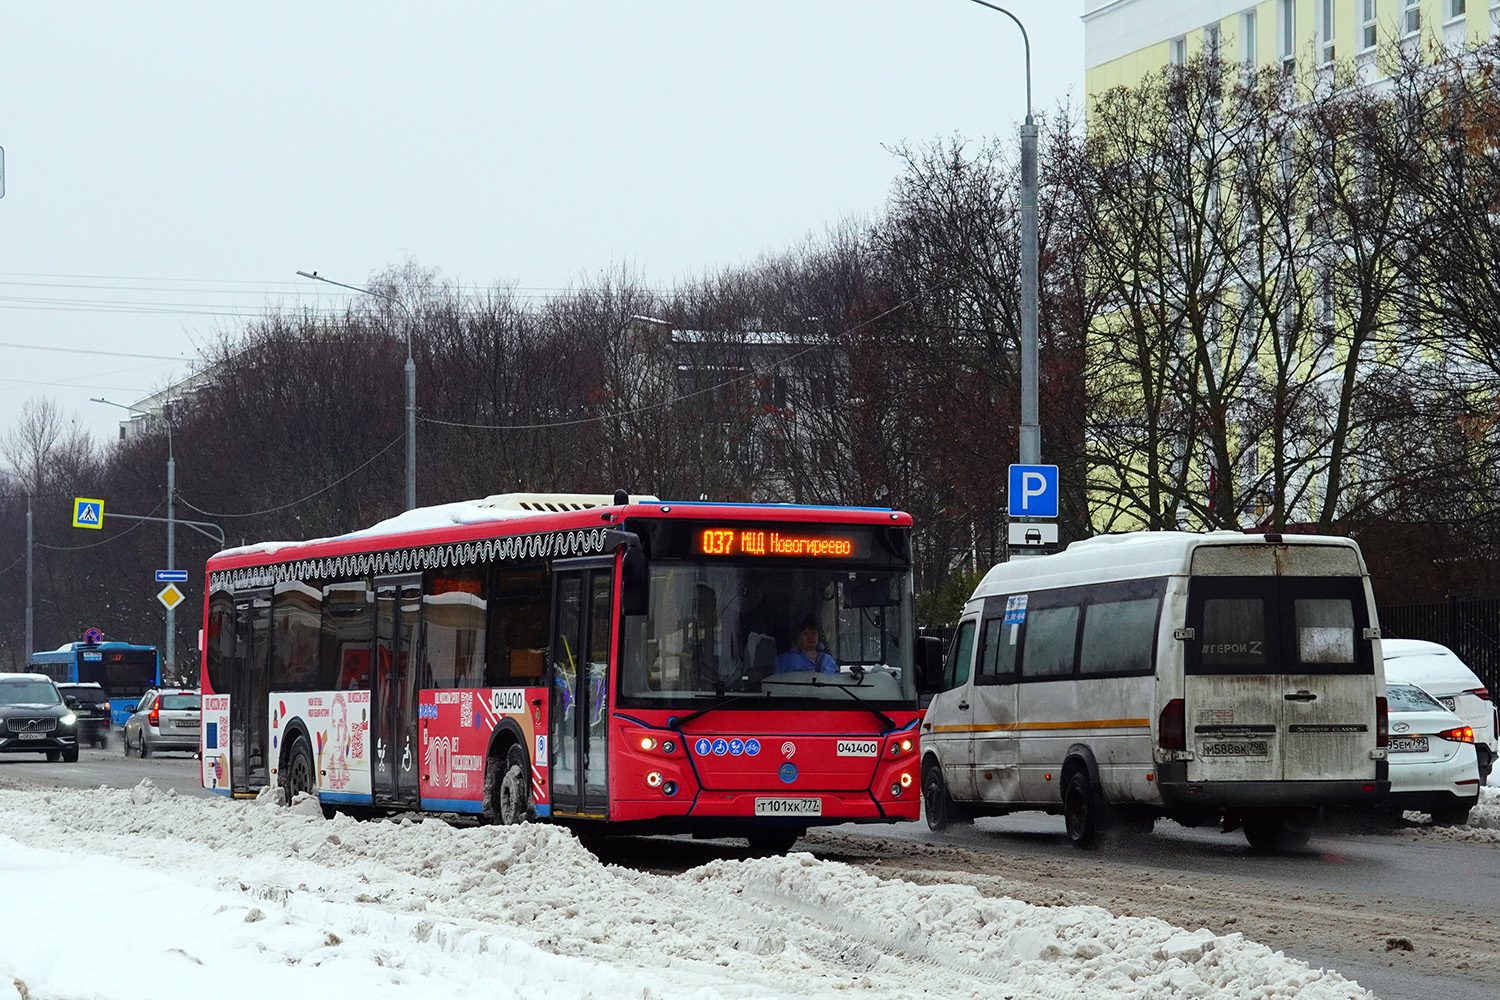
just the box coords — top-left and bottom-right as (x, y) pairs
(0, 673), (80, 762)
(57, 682), (112, 748)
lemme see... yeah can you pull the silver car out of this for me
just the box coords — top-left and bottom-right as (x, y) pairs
(123, 688), (200, 757)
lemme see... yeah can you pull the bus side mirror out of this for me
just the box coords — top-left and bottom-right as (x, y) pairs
(606, 528), (649, 617)
(621, 547), (648, 617)
(917, 635), (944, 693)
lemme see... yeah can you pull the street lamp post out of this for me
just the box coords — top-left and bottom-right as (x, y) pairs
(93, 398), (176, 679)
(298, 270), (417, 511)
(965, 0), (1041, 468)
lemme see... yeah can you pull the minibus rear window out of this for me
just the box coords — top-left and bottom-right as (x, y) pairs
(1200, 598), (1272, 669)
(1294, 599), (1356, 665)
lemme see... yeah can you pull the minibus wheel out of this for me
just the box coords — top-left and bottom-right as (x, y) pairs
(1243, 812), (1312, 851)
(1063, 772), (1100, 847)
(922, 758), (965, 831)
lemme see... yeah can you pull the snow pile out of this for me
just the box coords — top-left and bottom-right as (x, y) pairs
(0, 782), (1376, 999)
(1404, 786), (1500, 844)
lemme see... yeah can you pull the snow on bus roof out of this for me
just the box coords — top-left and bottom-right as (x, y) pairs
(213, 494), (906, 561)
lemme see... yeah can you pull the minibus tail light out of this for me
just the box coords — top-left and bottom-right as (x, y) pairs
(1158, 699), (1185, 751)
(1376, 697), (1388, 748)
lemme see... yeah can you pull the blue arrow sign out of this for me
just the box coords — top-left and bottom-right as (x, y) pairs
(155, 569), (188, 583)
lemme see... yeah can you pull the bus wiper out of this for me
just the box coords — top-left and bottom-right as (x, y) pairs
(668, 694), (756, 731)
(832, 682), (898, 734)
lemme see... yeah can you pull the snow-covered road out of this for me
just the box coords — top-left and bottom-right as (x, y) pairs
(0, 781), (1380, 999)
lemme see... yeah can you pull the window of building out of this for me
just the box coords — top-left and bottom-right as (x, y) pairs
(1319, 0), (1336, 62)
(1362, 0), (1379, 49)
(1204, 23), (1222, 60)
(1170, 35), (1187, 67)
(1280, 0), (1297, 69)
(1243, 9), (1259, 67)
(1450, 0), (1466, 17)
(1404, 0), (1421, 34)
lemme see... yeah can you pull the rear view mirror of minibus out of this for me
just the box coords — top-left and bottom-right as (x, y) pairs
(843, 575), (899, 608)
(916, 634), (944, 692)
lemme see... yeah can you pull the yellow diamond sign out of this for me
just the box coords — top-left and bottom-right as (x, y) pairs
(156, 583), (185, 610)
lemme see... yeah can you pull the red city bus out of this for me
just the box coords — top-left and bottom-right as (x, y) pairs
(199, 492), (929, 852)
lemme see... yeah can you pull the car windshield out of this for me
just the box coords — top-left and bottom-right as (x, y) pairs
(0, 680), (62, 706)
(1387, 683), (1444, 713)
(620, 562), (915, 706)
(159, 694), (201, 711)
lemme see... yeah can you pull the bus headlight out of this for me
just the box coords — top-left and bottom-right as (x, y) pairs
(890, 782), (903, 797)
(639, 736), (658, 751)
(899, 772), (913, 788)
(645, 771), (663, 787)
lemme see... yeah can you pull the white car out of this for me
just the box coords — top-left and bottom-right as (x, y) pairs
(1383, 683), (1481, 825)
(1382, 638), (1496, 783)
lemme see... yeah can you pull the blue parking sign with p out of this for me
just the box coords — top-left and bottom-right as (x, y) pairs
(1008, 465), (1058, 518)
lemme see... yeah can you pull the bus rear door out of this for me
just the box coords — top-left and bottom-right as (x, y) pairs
(1184, 567), (1376, 787)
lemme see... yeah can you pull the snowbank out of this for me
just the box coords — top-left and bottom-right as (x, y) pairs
(0, 782), (1375, 999)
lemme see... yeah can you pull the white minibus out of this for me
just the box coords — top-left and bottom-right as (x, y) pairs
(921, 531), (1390, 850)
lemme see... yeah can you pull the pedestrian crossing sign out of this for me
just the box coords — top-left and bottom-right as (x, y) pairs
(73, 498), (105, 530)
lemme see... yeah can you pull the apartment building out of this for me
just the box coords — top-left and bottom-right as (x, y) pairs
(1084, 0), (1498, 97)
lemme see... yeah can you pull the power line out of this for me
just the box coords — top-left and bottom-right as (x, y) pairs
(176, 431), (406, 519)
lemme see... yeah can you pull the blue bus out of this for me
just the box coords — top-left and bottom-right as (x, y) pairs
(28, 642), (161, 726)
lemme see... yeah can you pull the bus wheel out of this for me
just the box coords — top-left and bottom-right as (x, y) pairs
(283, 734), (318, 805)
(1064, 771), (1101, 848)
(747, 827), (801, 855)
(491, 744), (531, 826)
(922, 758), (963, 831)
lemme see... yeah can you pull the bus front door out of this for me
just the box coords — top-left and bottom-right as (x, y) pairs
(548, 559), (614, 818)
(372, 575), (422, 808)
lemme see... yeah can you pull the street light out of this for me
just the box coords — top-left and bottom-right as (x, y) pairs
(964, 0), (1041, 468)
(93, 397), (177, 679)
(298, 270), (417, 510)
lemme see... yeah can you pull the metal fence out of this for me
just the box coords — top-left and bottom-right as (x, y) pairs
(1377, 598), (1500, 698)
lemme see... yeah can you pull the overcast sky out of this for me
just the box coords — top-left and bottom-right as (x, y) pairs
(0, 2), (1083, 449)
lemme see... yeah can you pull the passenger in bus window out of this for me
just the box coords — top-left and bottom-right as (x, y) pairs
(775, 616), (839, 674)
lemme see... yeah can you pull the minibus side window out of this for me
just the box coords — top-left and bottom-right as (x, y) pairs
(1079, 596), (1159, 675)
(977, 616), (1019, 682)
(1021, 606), (1079, 677)
(942, 621), (976, 691)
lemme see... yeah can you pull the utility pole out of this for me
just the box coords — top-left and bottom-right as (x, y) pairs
(25, 494), (33, 661)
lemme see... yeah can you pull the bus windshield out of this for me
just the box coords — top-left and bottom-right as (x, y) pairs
(620, 562), (915, 706)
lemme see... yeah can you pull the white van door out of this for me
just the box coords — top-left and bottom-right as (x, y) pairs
(924, 619), (979, 801)
(1184, 570), (1376, 784)
(969, 603), (1022, 803)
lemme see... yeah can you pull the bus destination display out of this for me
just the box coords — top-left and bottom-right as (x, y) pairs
(696, 528), (864, 558)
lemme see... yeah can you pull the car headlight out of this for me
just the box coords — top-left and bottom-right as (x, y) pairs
(60, 713), (77, 726)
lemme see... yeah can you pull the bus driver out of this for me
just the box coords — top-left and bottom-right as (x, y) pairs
(775, 616), (838, 674)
